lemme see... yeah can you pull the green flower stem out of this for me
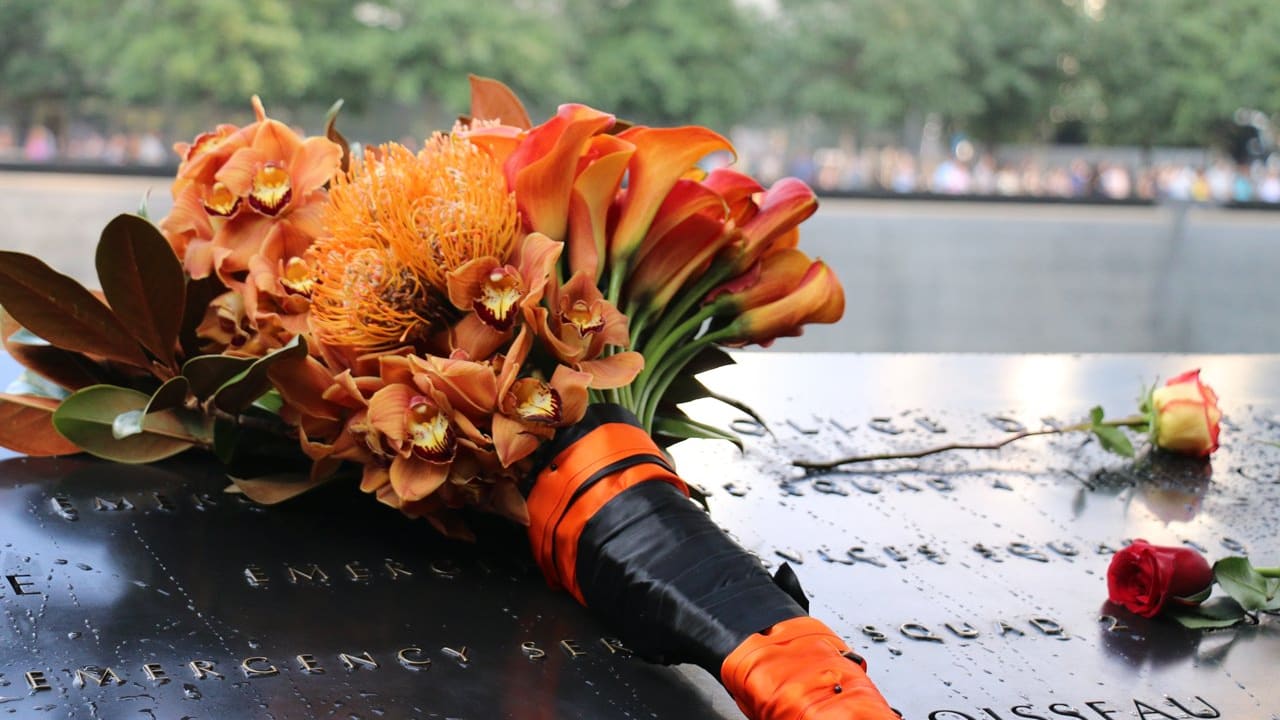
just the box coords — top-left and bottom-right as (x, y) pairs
(643, 265), (733, 356)
(630, 300), (727, 413)
(1257, 567), (1280, 579)
(638, 328), (733, 431)
(606, 259), (628, 309)
(793, 414), (1150, 471)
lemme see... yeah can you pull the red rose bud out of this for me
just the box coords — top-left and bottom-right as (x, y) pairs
(1150, 369), (1221, 456)
(1106, 539), (1214, 618)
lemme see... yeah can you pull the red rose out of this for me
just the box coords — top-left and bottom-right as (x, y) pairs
(1106, 539), (1214, 617)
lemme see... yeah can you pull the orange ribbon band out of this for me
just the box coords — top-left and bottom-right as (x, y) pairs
(721, 616), (899, 720)
(527, 421), (687, 602)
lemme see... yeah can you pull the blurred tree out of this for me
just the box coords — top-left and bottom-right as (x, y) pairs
(563, 0), (760, 131)
(0, 0), (85, 136)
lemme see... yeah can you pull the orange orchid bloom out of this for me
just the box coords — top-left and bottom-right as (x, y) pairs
(490, 328), (590, 466)
(528, 271), (643, 389)
(445, 231), (562, 359)
(719, 259), (844, 348)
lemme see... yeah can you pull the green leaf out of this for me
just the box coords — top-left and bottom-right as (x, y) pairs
(137, 189), (152, 219)
(1214, 556), (1280, 612)
(324, 98), (352, 174)
(253, 389), (284, 415)
(111, 409), (146, 439)
(653, 414), (744, 451)
(0, 251), (149, 369)
(210, 336), (307, 413)
(1164, 597), (1247, 629)
(52, 385), (196, 463)
(0, 393), (81, 456)
(1089, 405), (1105, 425)
(1092, 425), (1135, 457)
(95, 214), (186, 369)
(182, 355), (254, 399)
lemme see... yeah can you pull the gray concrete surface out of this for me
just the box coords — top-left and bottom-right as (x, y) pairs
(1, 171), (1276, 352)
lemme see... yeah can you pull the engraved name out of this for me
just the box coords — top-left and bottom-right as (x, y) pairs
(928, 694), (1220, 720)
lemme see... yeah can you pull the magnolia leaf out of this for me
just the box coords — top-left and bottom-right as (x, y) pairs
(6, 368), (70, 401)
(253, 389), (284, 415)
(146, 376), (190, 413)
(95, 214), (185, 369)
(183, 355), (254, 399)
(468, 74), (532, 129)
(324, 99), (352, 174)
(2, 309), (107, 391)
(112, 409), (146, 439)
(52, 385), (195, 463)
(1214, 556), (1280, 612)
(137, 189), (152, 219)
(178, 276), (225, 359)
(653, 414), (744, 452)
(0, 393), (81, 456)
(0, 251), (149, 369)
(227, 472), (331, 505)
(211, 336), (307, 413)
(1164, 597), (1247, 629)
(1092, 425), (1135, 458)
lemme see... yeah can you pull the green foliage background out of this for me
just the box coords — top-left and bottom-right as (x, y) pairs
(2, 0), (1277, 147)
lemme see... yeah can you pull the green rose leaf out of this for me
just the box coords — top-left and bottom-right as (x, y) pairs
(1091, 425), (1135, 457)
(211, 336), (308, 413)
(95, 214), (186, 370)
(1164, 597), (1246, 629)
(0, 252), (149, 370)
(1214, 556), (1280, 612)
(52, 385), (197, 463)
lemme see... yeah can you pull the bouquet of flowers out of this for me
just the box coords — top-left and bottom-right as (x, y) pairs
(0, 77), (896, 719)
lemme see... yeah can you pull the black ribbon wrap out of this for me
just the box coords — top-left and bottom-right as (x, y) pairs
(532, 404), (808, 675)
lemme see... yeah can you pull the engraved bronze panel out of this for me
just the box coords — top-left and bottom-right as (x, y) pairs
(1, 353), (1277, 718)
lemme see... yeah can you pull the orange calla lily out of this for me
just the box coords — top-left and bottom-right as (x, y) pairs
(566, 134), (635, 281)
(720, 260), (844, 348)
(722, 177), (818, 274)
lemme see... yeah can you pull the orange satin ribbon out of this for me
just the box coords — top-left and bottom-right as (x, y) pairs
(527, 421), (687, 603)
(721, 616), (900, 720)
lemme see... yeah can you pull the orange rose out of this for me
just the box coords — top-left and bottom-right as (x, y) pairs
(1150, 369), (1221, 456)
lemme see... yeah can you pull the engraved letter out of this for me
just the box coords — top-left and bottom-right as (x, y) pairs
(1164, 697), (1220, 719)
(430, 560), (459, 578)
(397, 647), (432, 671)
(74, 666), (123, 687)
(241, 657), (278, 678)
(1131, 701), (1178, 720)
(296, 654), (324, 674)
(153, 493), (176, 511)
(928, 712), (977, 720)
(981, 708), (1007, 719)
(442, 646), (470, 664)
(521, 641), (546, 660)
(1047, 704), (1088, 719)
(244, 565), (270, 588)
(51, 496), (78, 520)
(900, 623), (943, 642)
(385, 559), (413, 578)
(1084, 701), (1120, 719)
(861, 626), (887, 643)
(560, 639), (587, 658)
(25, 670), (51, 691)
(285, 564), (330, 585)
(6, 574), (40, 596)
(1030, 617), (1064, 636)
(94, 496), (134, 512)
(339, 652), (379, 671)
(600, 637), (631, 656)
(1008, 543), (1049, 563)
(996, 621), (1025, 637)
(345, 562), (371, 582)
(945, 622), (980, 639)
(1011, 706), (1050, 720)
(189, 660), (223, 679)
(142, 663), (168, 682)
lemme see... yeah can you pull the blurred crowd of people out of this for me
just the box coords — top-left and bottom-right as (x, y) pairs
(6, 121), (1280, 205)
(736, 143), (1280, 204)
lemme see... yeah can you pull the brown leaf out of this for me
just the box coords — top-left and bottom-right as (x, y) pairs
(324, 99), (352, 174)
(0, 393), (80, 456)
(0, 251), (148, 369)
(2, 308), (105, 390)
(468, 74), (532, 129)
(227, 473), (330, 505)
(95, 214), (185, 370)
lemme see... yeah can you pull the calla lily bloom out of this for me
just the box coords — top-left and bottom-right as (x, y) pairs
(720, 177), (817, 274)
(710, 249), (817, 313)
(720, 260), (844, 348)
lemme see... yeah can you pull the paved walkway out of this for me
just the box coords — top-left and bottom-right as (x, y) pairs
(1, 172), (1276, 352)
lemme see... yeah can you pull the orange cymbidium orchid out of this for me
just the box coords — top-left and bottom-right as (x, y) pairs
(718, 254), (844, 348)
(529, 271), (643, 389)
(445, 232), (562, 359)
(491, 328), (590, 466)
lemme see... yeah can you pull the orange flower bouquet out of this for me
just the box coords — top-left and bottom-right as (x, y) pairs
(0, 77), (895, 719)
